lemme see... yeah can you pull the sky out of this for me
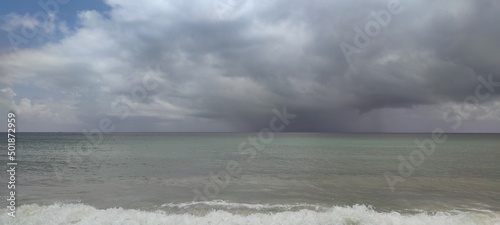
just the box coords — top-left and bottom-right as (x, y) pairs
(0, 0), (500, 132)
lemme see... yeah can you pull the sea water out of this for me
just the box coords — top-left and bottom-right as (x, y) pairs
(0, 133), (499, 224)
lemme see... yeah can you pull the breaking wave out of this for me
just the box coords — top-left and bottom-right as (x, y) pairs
(2, 201), (499, 225)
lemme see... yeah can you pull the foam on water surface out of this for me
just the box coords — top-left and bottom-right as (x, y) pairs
(2, 201), (499, 225)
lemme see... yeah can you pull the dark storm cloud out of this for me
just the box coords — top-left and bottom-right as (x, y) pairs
(1, 0), (500, 132)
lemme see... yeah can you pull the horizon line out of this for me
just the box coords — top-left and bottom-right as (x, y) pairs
(2, 131), (499, 134)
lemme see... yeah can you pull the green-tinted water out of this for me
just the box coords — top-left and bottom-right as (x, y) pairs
(1, 133), (499, 224)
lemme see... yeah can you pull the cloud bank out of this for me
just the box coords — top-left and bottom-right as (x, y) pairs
(1, 0), (500, 132)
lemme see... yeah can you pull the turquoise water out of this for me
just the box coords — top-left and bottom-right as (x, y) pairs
(1, 133), (499, 224)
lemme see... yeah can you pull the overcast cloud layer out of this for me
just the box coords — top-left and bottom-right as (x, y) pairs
(1, 0), (500, 132)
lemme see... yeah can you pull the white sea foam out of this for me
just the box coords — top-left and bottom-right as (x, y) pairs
(161, 200), (323, 211)
(1, 202), (499, 225)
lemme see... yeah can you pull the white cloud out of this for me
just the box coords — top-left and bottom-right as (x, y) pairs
(0, 0), (499, 132)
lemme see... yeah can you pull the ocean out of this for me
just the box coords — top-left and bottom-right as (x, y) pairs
(0, 133), (499, 224)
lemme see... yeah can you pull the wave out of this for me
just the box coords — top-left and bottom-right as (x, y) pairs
(161, 200), (324, 211)
(1, 201), (499, 225)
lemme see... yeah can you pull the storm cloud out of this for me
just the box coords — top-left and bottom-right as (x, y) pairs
(1, 0), (500, 132)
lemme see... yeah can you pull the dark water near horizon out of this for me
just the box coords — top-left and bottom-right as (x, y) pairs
(0, 133), (499, 224)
